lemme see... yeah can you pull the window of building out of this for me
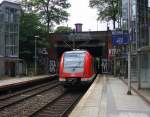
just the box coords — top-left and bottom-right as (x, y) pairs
(138, 0), (149, 48)
(5, 23), (9, 32)
(148, 0), (150, 46)
(0, 23), (2, 32)
(0, 13), (4, 22)
(10, 45), (15, 56)
(5, 8), (9, 22)
(5, 33), (9, 45)
(14, 9), (19, 23)
(14, 33), (18, 45)
(10, 13), (14, 23)
(131, 0), (136, 20)
(5, 46), (10, 56)
(10, 24), (14, 32)
(141, 54), (149, 68)
(0, 32), (2, 55)
(14, 24), (19, 32)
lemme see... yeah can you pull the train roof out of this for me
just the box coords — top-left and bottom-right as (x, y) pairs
(64, 50), (87, 54)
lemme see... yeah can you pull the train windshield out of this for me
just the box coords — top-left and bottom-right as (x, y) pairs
(64, 52), (85, 72)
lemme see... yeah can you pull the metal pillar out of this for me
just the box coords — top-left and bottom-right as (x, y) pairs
(73, 37), (75, 49)
(114, 57), (116, 76)
(35, 37), (37, 74)
(136, 3), (140, 90)
(73, 33), (76, 49)
(34, 35), (39, 75)
(127, 50), (131, 94)
(127, 0), (132, 95)
(137, 54), (141, 89)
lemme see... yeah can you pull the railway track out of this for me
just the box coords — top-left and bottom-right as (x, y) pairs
(30, 91), (84, 117)
(0, 80), (57, 100)
(0, 80), (59, 110)
(0, 80), (87, 117)
(0, 81), (63, 116)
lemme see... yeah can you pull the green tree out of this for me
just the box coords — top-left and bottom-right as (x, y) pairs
(89, 0), (119, 29)
(19, 11), (46, 63)
(29, 0), (71, 33)
(54, 26), (73, 33)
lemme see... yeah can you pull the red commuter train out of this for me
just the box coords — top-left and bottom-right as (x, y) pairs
(59, 50), (97, 86)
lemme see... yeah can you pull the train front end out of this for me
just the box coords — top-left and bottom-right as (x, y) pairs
(59, 50), (96, 86)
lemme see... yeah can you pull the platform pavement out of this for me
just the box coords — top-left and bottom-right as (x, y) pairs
(0, 74), (56, 87)
(69, 75), (150, 117)
(121, 78), (150, 105)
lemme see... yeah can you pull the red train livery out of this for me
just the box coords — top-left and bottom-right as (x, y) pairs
(59, 50), (97, 86)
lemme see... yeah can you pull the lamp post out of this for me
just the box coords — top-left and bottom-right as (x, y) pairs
(73, 33), (75, 49)
(34, 35), (39, 75)
(127, 0), (132, 95)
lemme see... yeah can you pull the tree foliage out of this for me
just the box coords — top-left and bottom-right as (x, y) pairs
(19, 0), (71, 63)
(54, 26), (73, 33)
(29, 0), (71, 32)
(19, 11), (47, 63)
(89, 0), (119, 29)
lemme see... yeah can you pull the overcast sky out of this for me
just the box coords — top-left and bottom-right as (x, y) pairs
(0, 0), (112, 31)
(60, 0), (112, 31)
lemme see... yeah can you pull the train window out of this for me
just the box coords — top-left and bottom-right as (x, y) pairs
(64, 53), (85, 68)
(63, 52), (85, 72)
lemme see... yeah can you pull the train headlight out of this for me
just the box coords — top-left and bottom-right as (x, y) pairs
(81, 73), (87, 81)
(81, 78), (88, 81)
(59, 78), (66, 81)
(83, 73), (87, 78)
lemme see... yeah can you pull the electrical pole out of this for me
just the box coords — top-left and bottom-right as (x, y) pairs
(73, 37), (75, 49)
(34, 35), (39, 75)
(73, 33), (75, 49)
(97, 20), (99, 31)
(127, 0), (132, 95)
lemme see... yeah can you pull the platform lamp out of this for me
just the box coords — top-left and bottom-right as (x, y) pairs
(34, 35), (39, 75)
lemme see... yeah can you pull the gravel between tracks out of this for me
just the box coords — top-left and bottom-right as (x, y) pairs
(0, 85), (65, 117)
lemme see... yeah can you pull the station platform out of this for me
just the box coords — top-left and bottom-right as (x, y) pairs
(0, 74), (56, 91)
(69, 75), (150, 117)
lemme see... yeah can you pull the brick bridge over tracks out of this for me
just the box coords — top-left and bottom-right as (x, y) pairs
(49, 31), (111, 73)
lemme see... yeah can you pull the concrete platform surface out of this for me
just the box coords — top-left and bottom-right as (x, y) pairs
(69, 74), (105, 117)
(0, 74), (56, 87)
(123, 78), (150, 104)
(69, 75), (150, 117)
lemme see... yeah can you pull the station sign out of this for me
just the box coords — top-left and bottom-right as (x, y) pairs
(112, 31), (129, 46)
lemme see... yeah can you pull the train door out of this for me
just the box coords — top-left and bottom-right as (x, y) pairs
(5, 61), (16, 77)
(5, 62), (9, 75)
(10, 62), (16, 77)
